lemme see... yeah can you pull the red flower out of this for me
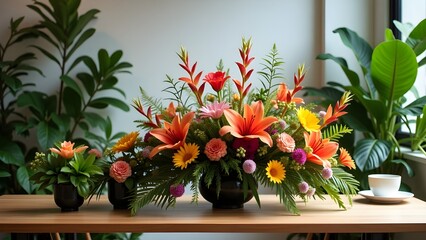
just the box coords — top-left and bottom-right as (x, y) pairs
(204, 71), (230, 92)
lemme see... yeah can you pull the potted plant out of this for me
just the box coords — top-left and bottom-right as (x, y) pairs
(30, 141), (103, 211)
(304, 19), (426, 188)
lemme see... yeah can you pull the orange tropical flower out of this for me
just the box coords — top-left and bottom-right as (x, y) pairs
(321, 91), (352, 129)
(50, 141), (88, 159)
(219, 101), (277, 147)
(149, 112), (195, 158)
(303, 131), (338, 167)
(273, 83), (304, 106)
(112, 131), (139, 153)
(338, 147), (356, 169)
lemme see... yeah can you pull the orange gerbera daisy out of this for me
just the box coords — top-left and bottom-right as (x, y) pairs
(112, 131), (139, 153)
(50, 141), (88, 159)
(304, 131), (338, 167)
(219, 101), (277, 147)
(338, 147), (356, 169)
(149, 111), (195, 158)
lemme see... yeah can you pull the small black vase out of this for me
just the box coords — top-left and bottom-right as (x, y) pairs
(53, 183), (84, 212)
(108, 179), (131, 210)
(199, 172), (254, 209)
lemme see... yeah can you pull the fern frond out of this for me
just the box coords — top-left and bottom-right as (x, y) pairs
(322, 124), (352, 141)
(138, 86), (163, 113)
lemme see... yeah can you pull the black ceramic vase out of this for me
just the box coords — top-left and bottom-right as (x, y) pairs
(108, 179), (131, 210)
(53, 183), (84, 212)
(199, 172), (254, 209)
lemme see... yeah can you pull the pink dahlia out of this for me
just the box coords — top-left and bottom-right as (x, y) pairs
(109, 161), (132, 183)
(199, 101), (230, 119)
(276, 132), (295, 153)
(204, 138), (227, 161)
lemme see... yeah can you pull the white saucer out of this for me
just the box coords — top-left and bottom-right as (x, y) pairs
(359, 190), (414, 204)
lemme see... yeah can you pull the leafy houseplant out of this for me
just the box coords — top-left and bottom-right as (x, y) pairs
(0, 17), (41, 194)
(30, 140), (103, 198)
(18, 0), (132, 151)
(304, 19), (426, 188)
(121, 39), (358, 215)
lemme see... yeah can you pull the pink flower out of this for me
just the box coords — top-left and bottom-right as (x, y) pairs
(322, 168), (333, 179)
(307, 187), (316, 197)
(88, 149), (102, 158)
(199, 101), (230, 119)
(141, 146), (153, 158)
(276, 132), (295, 153)
(204, 138), (227, 161)
(298, 181), (309, 193)
(242, 159), (256, 174)
(170, 184), (185, 197)
(109, 161), (132, 183)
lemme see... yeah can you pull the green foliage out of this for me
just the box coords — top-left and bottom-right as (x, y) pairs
(305, 20), (426, 187)
(30, 148), (103, 198)
(0, 17), (40, 194)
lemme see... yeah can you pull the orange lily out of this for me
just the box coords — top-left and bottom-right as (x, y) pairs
(149, 112), (195, 158)
(50, 141), (88, 159)
(304, 131), (338, 168)
(219, 101), (277, 147)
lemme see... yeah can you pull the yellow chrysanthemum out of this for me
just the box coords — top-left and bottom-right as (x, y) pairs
(266, 160), (286, 184)
(112, 131), (139, 153)
(297, 107), (320, 132)
(173, 143), (200, 169)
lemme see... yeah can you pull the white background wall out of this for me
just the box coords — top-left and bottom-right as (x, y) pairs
(1, 1), (390, 240)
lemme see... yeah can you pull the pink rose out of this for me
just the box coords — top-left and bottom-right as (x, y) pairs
(109, 161), (132, 183)
(204, 138), (227, 161)
(276, 132), (295, 153)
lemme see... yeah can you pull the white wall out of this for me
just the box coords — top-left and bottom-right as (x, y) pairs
(0, 1), (388, 240)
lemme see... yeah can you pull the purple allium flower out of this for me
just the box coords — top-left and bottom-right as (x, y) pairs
(242, 159), (256, 174)
(141, 146), (153, 158)
(319, 110), (327, 118)
(292, 148), (307, 165)
(232, 138), (259, 160)
(266, 125), (278, 135)
(278, 120), (287, 129)
(322, 168), (333, 179)
(170, 184), (185, 198)
(298, 181), (309, 193)
(306, 187), (316, 197)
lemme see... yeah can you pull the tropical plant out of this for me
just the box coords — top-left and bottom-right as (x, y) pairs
(30, 140), (103, 197)
(17, 0), (131, 151)
(0, 17), (40, 194)
(304, 19), (426, 188)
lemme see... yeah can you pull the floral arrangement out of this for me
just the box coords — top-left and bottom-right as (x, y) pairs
(125, 38), (359, 215)
(30, 141), (104, 198)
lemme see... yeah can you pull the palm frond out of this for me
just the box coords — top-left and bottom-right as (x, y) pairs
(322, 124), (353, 141)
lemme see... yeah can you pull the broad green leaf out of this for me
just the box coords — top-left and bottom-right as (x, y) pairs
(317, 53), (361, 87)
(89, 97), (130, 111)
(354, 139), (392, 171)
(63, 87), (82, 118)
(371, 40), (418, 100)
(98, 49), (110, 76)
(76, 72), (95, 95)
(17, 166), (32, 193)
(391, 159), (414, 177)
(0, 171), (11, 178)
(61, 75), (83, 98)
(82, 112), (105, 128)
(396, 96), (426, 116)
(385, 28), (395, 41)
(36, 122), (62, 151)
(333, 27), (373, 74)
(407, 18), (426, 56)
(0, 138), (25, 166)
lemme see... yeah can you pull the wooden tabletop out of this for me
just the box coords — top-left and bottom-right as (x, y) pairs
(0, 194), (425, 233)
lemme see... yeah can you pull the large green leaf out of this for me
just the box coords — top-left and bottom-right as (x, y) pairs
(0, 138), (25, 166)
(333, 27), (373, 74)
(17, 166), (32, 193)
(316, 53), (361, 87)
(371, 40), (418, 101)
(89, 97), (130, 111)
(354, 139), (392, 172)
(407, 18), (426, 56)
(36, 122), (62, 151)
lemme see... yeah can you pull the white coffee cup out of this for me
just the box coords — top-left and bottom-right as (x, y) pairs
(368, 174), (401, 197)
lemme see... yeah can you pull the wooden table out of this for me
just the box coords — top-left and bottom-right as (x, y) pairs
(0, 194), (426, 234)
